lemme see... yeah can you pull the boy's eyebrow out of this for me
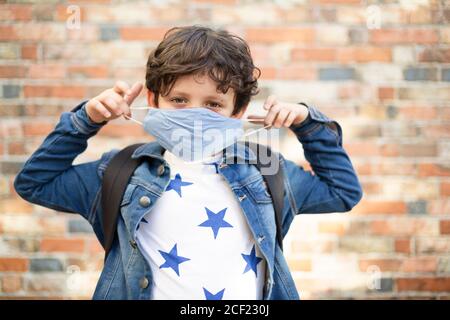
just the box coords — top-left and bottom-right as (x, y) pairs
(171, 90), (224, 102)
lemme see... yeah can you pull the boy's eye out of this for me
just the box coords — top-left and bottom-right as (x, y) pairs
(171, 98), (186, 104)
(206, 102), (222, 109)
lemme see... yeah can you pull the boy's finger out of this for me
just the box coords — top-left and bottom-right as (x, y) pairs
(113, 80), (131, 96)
(96, 100), (112, 118)
(273, 109), (289, 128)
(284, 111), (297, 127)
(264, 104), (280, 126)
(89, 98), (111, 118)
(110, 91), (131, 117)
(125, 82), (144, 106)
(245, 115), (266, 123)
(102, 96), (122, 116)
(263, 95), (277, 110)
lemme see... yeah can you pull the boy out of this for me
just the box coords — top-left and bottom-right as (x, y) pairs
(14, 26), (363, 300)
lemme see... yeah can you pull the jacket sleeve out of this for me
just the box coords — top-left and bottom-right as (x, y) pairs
(13, 101), (114, 227)
(280, 103), (363, 230)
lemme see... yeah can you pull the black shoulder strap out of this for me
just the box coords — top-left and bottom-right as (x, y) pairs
(244, 142), (285, 251)
(102, 143), (145, 259)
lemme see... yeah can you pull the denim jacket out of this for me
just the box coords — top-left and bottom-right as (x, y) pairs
(14, 101), (363, 300)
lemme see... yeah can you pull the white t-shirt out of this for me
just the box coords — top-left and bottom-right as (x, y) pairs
(135, 151), (266, 300)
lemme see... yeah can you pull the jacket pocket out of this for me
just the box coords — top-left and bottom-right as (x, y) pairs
(244, 177), (273, 204)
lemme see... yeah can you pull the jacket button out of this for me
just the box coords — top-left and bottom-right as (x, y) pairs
(129, 240), (137, 249)
(157, 165), (165, 176)
(139, 277), (149, 289)
(257, 235), (265, 243)
(139, 196), (151, 207)
(238, 194), (247, 202)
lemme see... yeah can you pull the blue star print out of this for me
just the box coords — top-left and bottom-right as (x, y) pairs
(158, 244), (190, 276)
(242, 244), (263, 277)
(166, 173), (193, 197)
(203, 287), (225, 300)
(198, 207), (233, 239)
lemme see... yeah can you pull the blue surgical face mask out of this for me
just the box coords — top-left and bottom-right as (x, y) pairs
(126, 107), (270, 163)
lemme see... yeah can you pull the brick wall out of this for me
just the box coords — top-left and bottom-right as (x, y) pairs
(0, 0), (449, 299)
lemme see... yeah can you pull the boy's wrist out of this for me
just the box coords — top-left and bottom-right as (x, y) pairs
(289, 103), (313, 130)
(290, 102), (340, 139)
(70, 100), (107, 136)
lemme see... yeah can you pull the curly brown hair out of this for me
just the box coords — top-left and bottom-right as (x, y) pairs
(145, 25), (261, 115)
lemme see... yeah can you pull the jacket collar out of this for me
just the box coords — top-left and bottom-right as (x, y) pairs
(131, 141), (257, 163)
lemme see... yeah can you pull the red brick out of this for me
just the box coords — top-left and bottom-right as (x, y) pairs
(441, 182), (450, 197)
(400, 257), (437, 273)
(277, 66), (316, 80)
(68, 65), (109, 78)
(379, 143), (399, 157)
(360, 181), (382, 195)
(0, 26), (17, 41)
(418, 48), (450, 63)
(398, 144), (437, 157)
(370, 29), (439, 44)
(24, 85), (86, 98)
(0, 5), (33, 21)
(359, 259), (401, 272)
(55, 5), (86, 22)
(371, 219), (438, 236)
(1, 275), (23, 293)
(29, 64), (65, 79)
(88, 238), (104, 255)
(120, 26), (170, 41)
(422, 125), (450, 138)
(23, 122), (55, 136)
(291, 48), (336, 62)
(378, 87), (394, 100)
(398, 106), (438, 120)
(7, 141), (26, 155)
(429, 200), (450, 216)
(397, 277), (450, 292)
(0, 258), (28, 272)
(0, 197), (34, 214)
(247, 27), (315, 43)
(40, 238), (85, 253)
(395, 238), (411, 254)
(372, 162), (416, 176)
(21, 44), (38, 60)
(338, 47), (392, 63)
(352, 200), (407, 215)
(0, 66), (27, 78)
(345, 142), (380, 157)
(440, 220), (450, 235)
(258, 66), (277, 80)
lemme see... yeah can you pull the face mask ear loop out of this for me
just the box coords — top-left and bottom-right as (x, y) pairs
(242, 124), (272, 138)
(122, 105), (157, 125)
(123, 114), (143, 125)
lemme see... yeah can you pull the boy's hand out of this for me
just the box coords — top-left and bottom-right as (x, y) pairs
(248, 95), (309, 129)
(85, 81), (143, 124)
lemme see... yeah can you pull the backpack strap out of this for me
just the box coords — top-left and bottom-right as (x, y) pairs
(243, 142), (285, 251)
(102, 143), (145, 259)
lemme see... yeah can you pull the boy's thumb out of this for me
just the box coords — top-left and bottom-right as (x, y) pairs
(125, 82), (144, 106)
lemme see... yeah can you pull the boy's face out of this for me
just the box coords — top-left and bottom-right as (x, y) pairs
(146, 73), (246, 118)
